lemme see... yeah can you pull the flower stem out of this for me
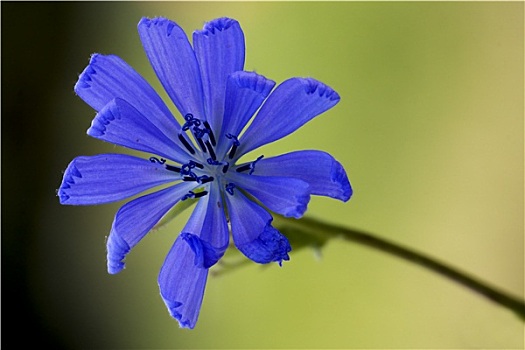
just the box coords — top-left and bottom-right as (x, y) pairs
(274, 215), (525, 321)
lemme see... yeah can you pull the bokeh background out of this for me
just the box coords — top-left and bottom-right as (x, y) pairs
(2, 1), (523, 349)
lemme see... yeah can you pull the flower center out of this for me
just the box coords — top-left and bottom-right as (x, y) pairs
(152, 114), (264, 199)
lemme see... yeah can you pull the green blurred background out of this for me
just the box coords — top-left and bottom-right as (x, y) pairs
(2, 1), (523, 349)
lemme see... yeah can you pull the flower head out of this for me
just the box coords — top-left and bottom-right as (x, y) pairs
(58, 17), (352, 329)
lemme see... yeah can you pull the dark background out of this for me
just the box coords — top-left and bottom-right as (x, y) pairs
(2, 3), (139, 348)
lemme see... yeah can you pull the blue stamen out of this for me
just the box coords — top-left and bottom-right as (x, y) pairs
(181, 113), (217, 159)
(222, 163), (230, 173)
(235, 155), (264, 174)
(182, 113), (201, 131)
(250, 155), (264, 175)
(180, 160), (203, 179)
(226, 133), (240, 146)
(181, 191), (195, 201)
(193, 161), (204, 169)
(225, 183), (236, 195)
(226, 134), (240, 159)
(193, 127), (207, 139)
(181, 190), (208, 201)
(180, 163), (195, 175)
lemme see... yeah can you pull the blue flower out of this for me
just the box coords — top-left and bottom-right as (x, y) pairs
(58, 17), (352, 329)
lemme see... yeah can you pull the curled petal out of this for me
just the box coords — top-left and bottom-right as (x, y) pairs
(88, 98), (191, 163)
(182, 233), (224, 269)
(58, 154), (177, 205)
(158, 235), (208, 329)
(253, 150), (352, 201)
(238, 77), (340, 155)
(235, 224), (291, 266)
(225, 190), (291, 264)
(74, 54), (181, 139)
(179, 184), (229, 268)
(106, 182), (197, 274)
(138, 17), (205, 119)
(193, 17), (245, 134)
(228, 172), (310, 219)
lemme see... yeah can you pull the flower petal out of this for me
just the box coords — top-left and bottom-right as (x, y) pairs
(88, 98), (191, 163)
(253, 150), (352, 201)
(138, 17), (205, 119)
(107, 181), (197, 274)
(225, 190), (291, 264)
(58, 154), (178, 205)
(238, 77), (340, 155)
(216, 71), (275, 157)
(158, 234), (208, 329)
(179, 183), (229, 268)
(193, 17), (245, 134)
(228, 172), (310, 219)
(74, 54), (181, 139)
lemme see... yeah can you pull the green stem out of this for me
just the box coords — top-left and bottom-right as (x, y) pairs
(274, 216), (525, 321)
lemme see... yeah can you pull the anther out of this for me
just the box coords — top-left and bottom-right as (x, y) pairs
(178, 134), (195, 154)
(194, 191), (208, 198)
(196, 137), (207, 153)
(165, 164), (181, 173)
(235, 164), (251, 173)
(203, 121), (216, 146)
(205, 140), (216, 161)
(222, 163), (230, 173)
(198, 175), (214, 184)
(226, 134), (240, 159)
(228, 144), (238, 159)
(181, 190), (208, 201)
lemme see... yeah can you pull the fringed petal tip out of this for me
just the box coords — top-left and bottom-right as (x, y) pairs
(138, 17), (173, 33)
(331, 159), (353, 202)
(301, 77), (341, 102)
(86, 98), (118, 137)
(138, 17), (187, 41)
(161, 297), (196, 329)
(106, 230), (130, 274)
(74, 54), (98, 92)
(198, 17), (240, 36)
(57, 159), (83, 204)
(229, 71), (275, 96)
(236, 223), (291, 265)
(74, 53), (112, 93)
